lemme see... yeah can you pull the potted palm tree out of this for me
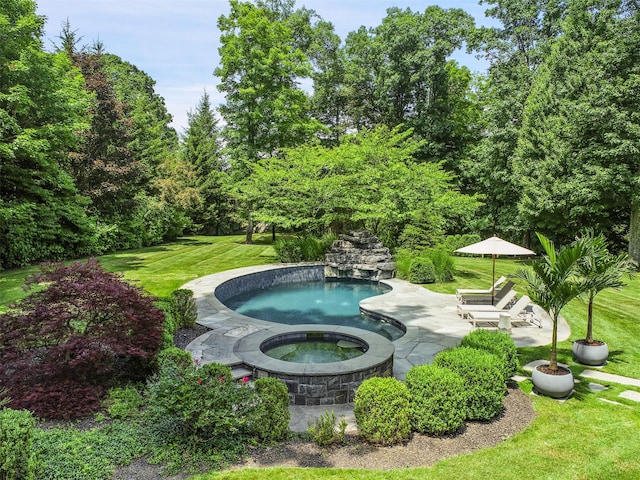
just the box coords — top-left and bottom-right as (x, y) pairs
(515, 232), (587, 398)
(571, 231), (635, 366)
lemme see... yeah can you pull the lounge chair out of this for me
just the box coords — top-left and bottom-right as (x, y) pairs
(457, 280), (515, 305)
(456, 276), (506, 298)
(457, 289), (517, 318)
(467, 295), (533, 327)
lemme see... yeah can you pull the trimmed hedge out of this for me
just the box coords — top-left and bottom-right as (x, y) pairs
(460, 329), (519, 383)
(354, 377), (411, 445)
(433, 347), (505, 421)
(406, 364), (467, 435)
(409, 257), (435, 284)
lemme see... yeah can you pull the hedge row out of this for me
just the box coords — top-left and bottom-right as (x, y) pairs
(353, 330), (518, 444)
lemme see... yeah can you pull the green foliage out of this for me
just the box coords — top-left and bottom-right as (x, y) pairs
(392, 248), (413, 280)
(398, 222), (443, 251)
(181, 91), (230, 236)
(103, 386), (145, 420)
(307, 409), (347, 447)
(145, 361), (253, 453)
(274, 234), (335, 262)
(246, 126), (481, 242)
(460, 330), (518, 383)
(249, 378), (290, 444)
(342, 6), (478, 162)
(515, 232), (588, 371)
(170, 289), (198, 329)
(0, 408), (38, 479)
(156, 347), (193, 369)
(33, 420), (147, 480)
(409, 257), (436, 284)
(354, 377), (411, 445)
(0, 2), (95, 269)
(155, 298), (177, 349)
(405, 365), (467, 436)
(572, 230), (635, 343)
(433, 347), (505, 421)
(216, 0), (323, 161)
(439, 234), (482, 253)
(427, 248), (456, 283)
(511, 1), (640, 251)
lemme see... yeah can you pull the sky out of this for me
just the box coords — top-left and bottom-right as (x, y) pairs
(36, 1), (498, 133)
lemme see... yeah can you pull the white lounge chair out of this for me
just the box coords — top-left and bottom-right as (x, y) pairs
(457, 289), (517, 318)
(456, 276), (506, 298)
(457, 280), (515, 305)
(467, 295), (533, 327)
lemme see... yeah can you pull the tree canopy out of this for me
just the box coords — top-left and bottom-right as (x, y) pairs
(2, 0), (639, 266)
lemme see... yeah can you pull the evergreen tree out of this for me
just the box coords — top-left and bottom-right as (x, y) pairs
(462, 0), (566, 243)
(514, 0), (640, 251)
(182, 91), (229, 235)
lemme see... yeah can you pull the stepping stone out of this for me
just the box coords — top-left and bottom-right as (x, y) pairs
(588, 382), (608, 392)
(599, 398), (624, 406)
(231, 366), (253, 381)
(511, 375), (529, 383)
(619, 390), (640, 403)
(581, 370), (640, 388)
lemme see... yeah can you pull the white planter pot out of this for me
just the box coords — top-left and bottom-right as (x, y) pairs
(531, 365), (574, 399)
(572, 340), (609, 366)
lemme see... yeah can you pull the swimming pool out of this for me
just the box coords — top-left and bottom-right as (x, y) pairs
(223, 279), (404, 341)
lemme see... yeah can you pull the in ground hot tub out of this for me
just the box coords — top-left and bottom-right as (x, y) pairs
(235, 325), (394, 405)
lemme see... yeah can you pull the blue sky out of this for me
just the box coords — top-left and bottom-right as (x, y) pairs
(36, 1), (497, 133)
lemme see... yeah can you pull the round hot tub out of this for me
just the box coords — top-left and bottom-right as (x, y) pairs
(235, 325), (394, 406)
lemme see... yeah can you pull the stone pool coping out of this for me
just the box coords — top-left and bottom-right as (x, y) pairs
(183, 263), (568, 380)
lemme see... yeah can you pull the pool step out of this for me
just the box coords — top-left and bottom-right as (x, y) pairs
(231, 365), (253, 381)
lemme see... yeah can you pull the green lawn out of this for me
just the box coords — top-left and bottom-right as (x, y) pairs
(0, 234), (278, 308)
(1, 238), (639, 479)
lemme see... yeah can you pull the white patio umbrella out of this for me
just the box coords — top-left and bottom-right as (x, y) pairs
(454, 235), (535, 304)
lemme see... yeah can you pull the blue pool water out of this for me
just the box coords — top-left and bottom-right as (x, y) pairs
(225, 280), (404, 340)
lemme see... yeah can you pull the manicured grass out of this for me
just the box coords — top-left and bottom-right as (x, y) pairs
(0, 235), (277, 307)
(2, 239), (639, 479)
(97, 235), (278, 298)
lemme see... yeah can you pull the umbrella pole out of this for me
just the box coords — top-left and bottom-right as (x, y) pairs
(491, 254), (496, 305)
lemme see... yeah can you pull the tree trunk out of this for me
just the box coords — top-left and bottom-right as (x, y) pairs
(630, 200), (640, 264)
(245, 216), (253, 244)
(271, 224), (276, 242)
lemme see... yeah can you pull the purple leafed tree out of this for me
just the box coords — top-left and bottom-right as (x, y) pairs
(0, 259), (164, 419)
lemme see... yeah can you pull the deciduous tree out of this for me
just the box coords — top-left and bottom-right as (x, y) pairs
(0, 0), (95, 268)
(0, 259), (164, 419)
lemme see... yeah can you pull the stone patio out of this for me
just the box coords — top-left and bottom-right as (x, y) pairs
(183, 264), (566, 380)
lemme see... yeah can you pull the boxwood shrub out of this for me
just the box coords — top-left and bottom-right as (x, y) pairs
(460, 329), (519, 383)
(409, 257), (435, 284)
(405, 364), (467, 435)
(354, 377), (411, 445)
(249, 377), (290, 443)
(433, 347), (505, 421)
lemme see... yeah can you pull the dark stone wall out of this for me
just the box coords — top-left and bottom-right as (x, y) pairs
(254, 356), (394, 406)
(215, 265), (324, 303)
